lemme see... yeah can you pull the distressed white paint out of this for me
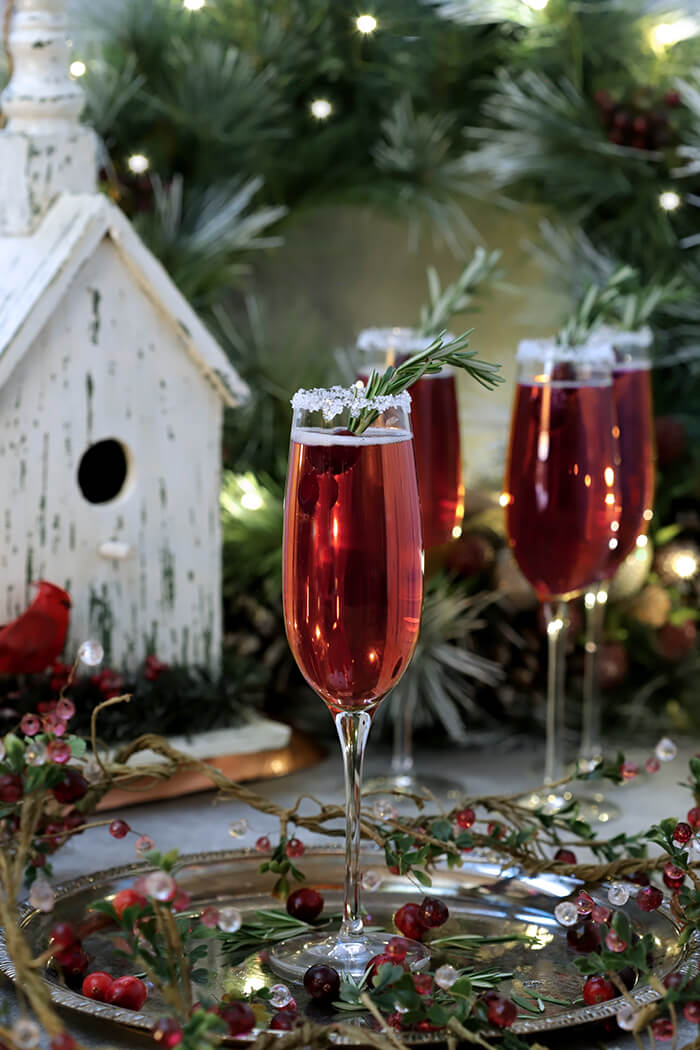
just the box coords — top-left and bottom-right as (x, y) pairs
(0, 0), (249, 672)
(0, 0), (98, 234)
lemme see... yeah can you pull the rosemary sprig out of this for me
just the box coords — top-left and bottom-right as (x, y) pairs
(420, 247), (503, 336)
(220, 907), (314, 962)
(350, 329), (503, 435)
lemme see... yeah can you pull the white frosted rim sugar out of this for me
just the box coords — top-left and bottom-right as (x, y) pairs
(356, 327), (455, 354)
(517, 335), (615, 366)
(589, 324), (654, 351)
(291, 385), (411, 422)
(292, 426), (412, 445)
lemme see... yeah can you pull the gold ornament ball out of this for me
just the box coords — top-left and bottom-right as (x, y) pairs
(625, 583), (672, 628)
(609, 540), (653, 601)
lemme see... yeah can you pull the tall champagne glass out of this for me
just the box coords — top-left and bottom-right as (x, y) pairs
(356, 328), (464, 799)
(503, 339), (621, 813)
(579, 328), (655, 783)
(270, 384), (428, 980)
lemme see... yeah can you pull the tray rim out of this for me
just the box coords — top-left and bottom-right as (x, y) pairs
(1, 847), (698, 1041)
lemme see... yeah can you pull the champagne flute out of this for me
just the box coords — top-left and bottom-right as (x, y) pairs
(270, 383), (428, 980)
(503, 338), (621, 813)
(578, 328), (655, 804)
(356, 328), (464, 800)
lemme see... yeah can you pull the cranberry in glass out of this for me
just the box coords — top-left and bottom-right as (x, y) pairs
(583, 976), (616, 1005)
(394, 902), (426, 940)
(0, 774), (23, 803)
(418, 896), (449, 928)
(52, 768), (88, 804)
(303, 964), (340, 1003)
(286, 887), (323, 922)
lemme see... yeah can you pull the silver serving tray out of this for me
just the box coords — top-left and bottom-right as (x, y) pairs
(0, 848), (697, 1043)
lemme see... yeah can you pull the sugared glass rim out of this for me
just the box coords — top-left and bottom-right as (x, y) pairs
(516, 334), (616, 366)
(291, 385), (411, 422)
(589, 324), (654, 350)
(356, 326), (455, 354)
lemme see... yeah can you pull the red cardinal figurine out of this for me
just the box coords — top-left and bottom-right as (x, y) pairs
(0, 581), (71, 674)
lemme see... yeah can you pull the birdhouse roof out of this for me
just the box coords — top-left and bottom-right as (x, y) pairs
(0, 193), (248, 407)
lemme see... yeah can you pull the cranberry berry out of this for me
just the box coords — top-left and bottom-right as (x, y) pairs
(51, 768), (88, 805)
(486, 996), (518, 1028)
(582, 976), (616, 1005)
(54, 944), (90, 980)
(418, 896), (449, 928)
(49, 922), (79, 952)
(673, 821), (693, 844)
(112, 888), (148, 919)
(219, 1002), (256, 1036)
(81, 972), (114, 1002)
(455, 807), (475, 829)
(109, 819), (130, 839)
(303, 963), (340, 1003)
(108, 975), (148, 1010)
(637, 886), (663, 912)
(0, 773), (23, 804)
(554, 848), (577, 864)
(286, 887), (323, 922)
(393, 902), (426, 940)
(270, 1011), (296, 1030)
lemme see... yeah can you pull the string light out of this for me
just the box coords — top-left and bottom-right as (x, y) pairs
(659, 190), (682, 211)
(522, 0), (549, 9)
(69, 60), (86, 78)
(127, 153), (150, 174)
(355, 14), (377, 33)
(310, 98), (333, 120)
(671, 550), (698, 580)
(651, 18), (698, 49)
(182, 0), (205, 9)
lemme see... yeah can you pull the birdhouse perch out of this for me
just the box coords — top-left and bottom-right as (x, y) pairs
(0, 0), (249, 672)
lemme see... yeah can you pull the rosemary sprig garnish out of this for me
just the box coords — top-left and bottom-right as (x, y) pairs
(420, 247), (503, 336)
(220, 908), (314, 963)
(350, 329), (503, 435)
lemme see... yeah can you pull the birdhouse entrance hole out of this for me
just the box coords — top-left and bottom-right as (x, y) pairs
(77, 439), (130, 504)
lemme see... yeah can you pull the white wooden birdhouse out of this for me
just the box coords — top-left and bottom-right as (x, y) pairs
(0, 0), (248, 672)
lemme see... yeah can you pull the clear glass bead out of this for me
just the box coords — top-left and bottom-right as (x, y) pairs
(372, 798), (398, 822)
(217, 906), (242, 933)
(144, 871), (176, 902)
(655, 736), (677, 762)
(393, 1000), (409, 1014)
(28, 879), (54, 912)
(78, 639), (104, 667)
(11, 1019), (41, 1049)
(360, 869), (382, 892)
(270, 983), (293, 1008)
(25, 739), (48, 767)
(616, 1002), (638, 1031)
(434, 964), (459, 990)
(554, 901), (578, 927)
(228, 819), (249, 838)
(135, 834), (155, 856)
(608, 883), (630, 906)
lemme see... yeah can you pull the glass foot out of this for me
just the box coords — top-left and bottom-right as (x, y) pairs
(363, 771), (464, 803)
(267, 929), (429, 981)
(519, 788), (574, 815)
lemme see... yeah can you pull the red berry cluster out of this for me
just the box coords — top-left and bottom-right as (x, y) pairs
(594, 88), (680, 149)
(394, 896), (449, 941)
(82, 971), (148, 1010)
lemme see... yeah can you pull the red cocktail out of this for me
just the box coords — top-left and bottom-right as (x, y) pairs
(273, 385), (427, 980)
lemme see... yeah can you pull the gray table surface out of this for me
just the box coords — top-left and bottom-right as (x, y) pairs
(2, 737), (698, 1049)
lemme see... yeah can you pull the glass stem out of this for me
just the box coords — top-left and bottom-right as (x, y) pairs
(543, 600), (568, 787)
(390, 687), (416, 777)
(580, 582), (608, 767)
(335, 710), (372, 940)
